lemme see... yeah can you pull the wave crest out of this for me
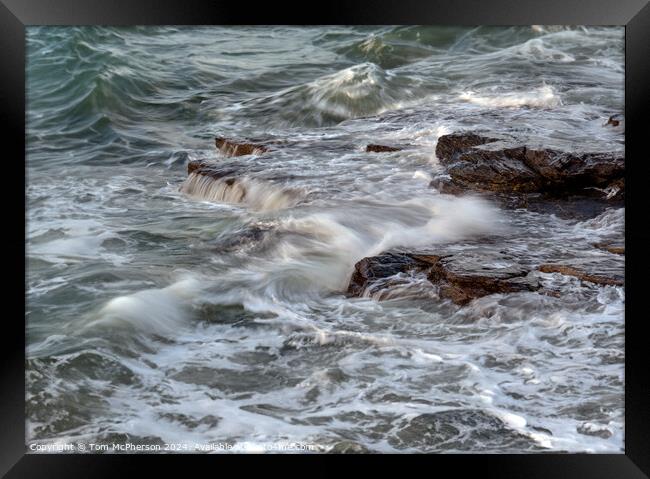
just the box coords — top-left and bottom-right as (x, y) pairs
(231, 63), (421, 127)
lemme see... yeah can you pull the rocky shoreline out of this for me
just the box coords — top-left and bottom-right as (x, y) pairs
(184, 126), (624, 307)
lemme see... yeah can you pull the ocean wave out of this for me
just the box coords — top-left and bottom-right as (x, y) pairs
(227, 63), (424, 127)
(335, 33), (435, 69)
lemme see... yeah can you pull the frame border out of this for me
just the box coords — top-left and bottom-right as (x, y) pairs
(3, 1), (648, 476)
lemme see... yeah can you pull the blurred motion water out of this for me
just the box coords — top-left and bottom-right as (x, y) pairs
(26, 26), (624, 453)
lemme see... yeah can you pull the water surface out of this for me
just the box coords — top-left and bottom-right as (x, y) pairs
(26, 26), (624, 453)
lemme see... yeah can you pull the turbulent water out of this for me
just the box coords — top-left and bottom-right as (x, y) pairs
(26, 26), (625, 453)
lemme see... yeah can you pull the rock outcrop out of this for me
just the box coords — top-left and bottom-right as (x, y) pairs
(432, 133), (624, 199)
(187, 160), (245, 182)
(347, 251), (540, 305)
(538, 264), (623, 286)
(366, 144), (402, 153)
(215, 137), (269, 157)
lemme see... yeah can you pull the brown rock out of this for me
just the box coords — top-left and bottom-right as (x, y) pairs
(604, 114), (624, 129)
(538, 264), (623, 286)
(434, 132), (624, 197)
(188, 160), (211, 175)
(593, 243), (625, 255)
(415, 254), (537, 305)
(187, 160), (241, 179)
(347, 251), (539, 306)
(366, 144), (402, 153)
(347, 253), (423, 297)
(215, 137), (269, 157)
(435, 133), (498, 161)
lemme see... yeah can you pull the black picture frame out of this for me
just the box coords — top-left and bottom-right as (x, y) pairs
(3, 0), (648, 476)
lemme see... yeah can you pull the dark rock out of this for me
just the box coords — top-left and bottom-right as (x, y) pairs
(366, 144), (402, 153)
(538, 264), (623, 286)
(415, 254), (538, 305)
(604, 114), (624, 130)
(500, 193), (623, 220)
(211, 226), (271, 252)
(389, 409), (535, 451)
(347, 252), (425, 297)
(605, 115), (622, 127)
(434, 132), (624, 197)
(347, 250), (539, 306)
(215, 137), (269, 157)
(435, 133), (498, 161)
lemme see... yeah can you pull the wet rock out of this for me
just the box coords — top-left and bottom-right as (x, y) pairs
(366, 144), (402, 153)
(605, 114), (623, 127)
(389, 409), (535, 451)
(187, 160), (209, 175)
(187, 160), (245, 178)
(538, 264), (623, 286)
(158, 412), (220, 429)
(500, 193), (623, 221)
(215, 137), (269, 157)
(604, 114), (624, 131)
(433, 132), (624, 197)
(347, 250), (539, 306)
(593, 242), (624, 255)
(347, 252), (424, 297)
(328, 441), (372, 454)
(211, 226), (270, 252)
(576, 422), (613, 439)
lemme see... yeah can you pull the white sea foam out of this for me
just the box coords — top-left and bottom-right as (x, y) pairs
(26, 26), (625, 453)
(266, 195), (501, 293)
(459, 85), (561, 109)
(85, 276), (202, 335)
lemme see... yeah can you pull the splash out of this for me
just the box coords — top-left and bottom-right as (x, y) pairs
(180, 172), (303, 212)
(84, 276), (202, 335)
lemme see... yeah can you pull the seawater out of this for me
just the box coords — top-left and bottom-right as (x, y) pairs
(26, 26), (624, 453)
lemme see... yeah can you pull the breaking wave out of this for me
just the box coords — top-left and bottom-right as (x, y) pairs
(180, 172), (304, 212)
(230, 63), (424, 127)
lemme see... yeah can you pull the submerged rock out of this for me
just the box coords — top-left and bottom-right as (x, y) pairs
(605, 114), (623, 127)
(538, 264), (623, 286)
(499, 193), (622, 220)
(215, 137), (269, 157)
(187, 160), (243, 178)
(366, 144), (402, 153)
(576, 422), (613, 439)
(347, 250), (539, 306)
(389, 409), (536, 451)
(433, 132), (624, 198)
(604, 114), (624, 132)
(593, 242), (625, 255)
(328, 441), (372, 454)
